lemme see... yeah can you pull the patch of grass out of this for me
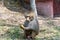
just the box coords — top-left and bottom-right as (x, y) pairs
(36, 33), (60, 40)
(36, 24), (60, 40)
(47, 20), (55, 26)
(54, 26), (60, 31)
(6, 27), (24, 40)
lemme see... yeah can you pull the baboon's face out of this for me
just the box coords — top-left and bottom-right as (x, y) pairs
(25, 16), (34, 21)
(26, 16), (30, 21)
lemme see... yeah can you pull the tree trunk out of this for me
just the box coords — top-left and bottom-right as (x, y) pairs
(30, 0), (38, 19)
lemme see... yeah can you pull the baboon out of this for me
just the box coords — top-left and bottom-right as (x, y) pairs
(20, 13), (39, 39)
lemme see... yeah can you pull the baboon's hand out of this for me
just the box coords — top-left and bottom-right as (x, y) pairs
(20, 24), (25, 30)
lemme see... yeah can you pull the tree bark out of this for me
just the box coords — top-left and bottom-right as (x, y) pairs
(30, 0), (38, 19)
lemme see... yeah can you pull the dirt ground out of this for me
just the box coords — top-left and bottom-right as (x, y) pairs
(0, 2), (60, 40)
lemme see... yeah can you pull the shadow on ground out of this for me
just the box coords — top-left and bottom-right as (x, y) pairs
(3, 0), (30, 14)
